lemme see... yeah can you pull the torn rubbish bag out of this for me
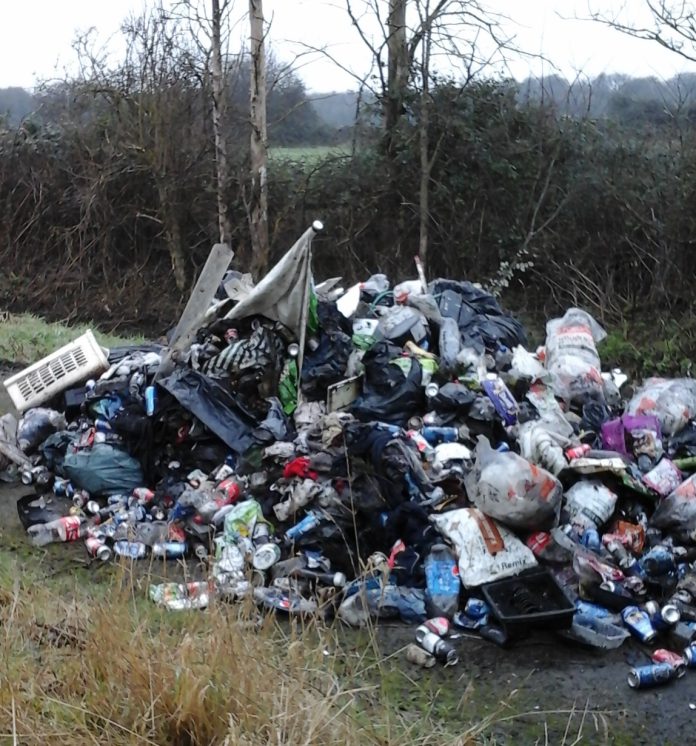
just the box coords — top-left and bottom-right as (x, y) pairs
(430, 508), (537, 587)
(158, 368), (257, 456)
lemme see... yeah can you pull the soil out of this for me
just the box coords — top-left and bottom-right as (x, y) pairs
(0, 386), (693, 745)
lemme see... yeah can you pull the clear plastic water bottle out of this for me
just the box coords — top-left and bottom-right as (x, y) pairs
(424, 543), (460, 618)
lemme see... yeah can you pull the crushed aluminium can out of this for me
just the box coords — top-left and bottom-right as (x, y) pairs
(652, 649), (685, 668)
(464, 597), (491, 620)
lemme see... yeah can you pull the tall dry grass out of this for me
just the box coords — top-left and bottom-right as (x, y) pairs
(0, 559), (482, 746)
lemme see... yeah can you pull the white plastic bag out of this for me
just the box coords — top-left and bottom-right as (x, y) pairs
(562, 480), (617, 529)
(627, 378), (696, 436)
(510, 345), (547, 382)
(544, 308), (606, 402)
(431, 508), (537, 587)
(464, 436), (563, 529)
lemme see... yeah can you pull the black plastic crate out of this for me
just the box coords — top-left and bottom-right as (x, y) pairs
(481, 567), (575, 632)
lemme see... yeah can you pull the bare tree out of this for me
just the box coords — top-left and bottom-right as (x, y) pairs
(346, 0), (513, 271)
(211, 0), (235, 247)
(386, 0), (409, 157)
(249, 0), (269, 277)
(590, 1), (696, 63)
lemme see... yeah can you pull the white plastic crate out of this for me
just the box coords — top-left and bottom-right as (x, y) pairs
(3, 330), (109, 411)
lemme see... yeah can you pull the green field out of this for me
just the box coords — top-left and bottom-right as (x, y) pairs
(269, 144), (352, 163)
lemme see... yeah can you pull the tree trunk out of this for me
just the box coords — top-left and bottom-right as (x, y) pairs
(418, 11), (432, 273)
(211, 0), (233, 247)
(249, 0), (269, 278)
(386, 0), (409, 157)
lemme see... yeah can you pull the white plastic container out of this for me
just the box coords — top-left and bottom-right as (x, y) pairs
(3, 330), (108, 411)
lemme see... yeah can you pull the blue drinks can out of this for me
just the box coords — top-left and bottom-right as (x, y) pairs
(151, 542), (187, 559)
(113, 541), (148, 559)
(421, 427), (459, 446)
(622, 605), (657, 643)
(285, 511), (321, 543)
(464, 597), (491, 620)
(683, 643), (696, 668)
(627, 662), (680, 689)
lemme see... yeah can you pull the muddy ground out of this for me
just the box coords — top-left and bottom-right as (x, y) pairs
(1, 387), (694, 744)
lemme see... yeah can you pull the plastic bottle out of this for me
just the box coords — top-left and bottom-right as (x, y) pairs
(27, 516), (86, 546)
(424, 543), (460, 618)
(191, 478), (242, 524)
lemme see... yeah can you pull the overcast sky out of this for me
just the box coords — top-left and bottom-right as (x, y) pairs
(2, 0), (696, 91)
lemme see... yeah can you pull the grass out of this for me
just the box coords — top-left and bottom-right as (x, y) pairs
(0, 313), (145, 365)
(0, 550), (479, 746)
(0, 528), (618, 746)
(269, 144), (351, 164)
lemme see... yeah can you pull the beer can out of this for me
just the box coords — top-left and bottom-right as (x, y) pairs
(252, 542), (281, 571)
(683, 643), (696, 667)
(113, 541), (148, 559)
(72, 490), (90, 509)
(85, 537), (112, 562)
(151, 542), (187, 559)
(464, 598), (491, 620)
(421, 426), (459, 445)
(622, 606), (658, 643)
(645, 601), (681, 630)
(627, 662), (680, 689)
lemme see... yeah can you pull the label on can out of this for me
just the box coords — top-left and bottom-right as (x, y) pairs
(60, 515), (83, 542)
(627, 662), (676, 689)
